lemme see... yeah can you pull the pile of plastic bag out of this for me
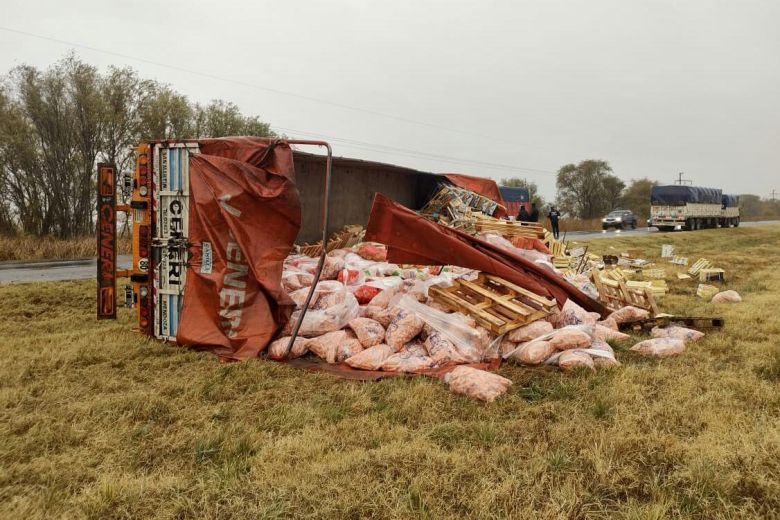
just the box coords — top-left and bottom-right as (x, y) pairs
(270, 241), (712, 401)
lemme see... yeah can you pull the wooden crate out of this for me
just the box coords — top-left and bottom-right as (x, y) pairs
(298, 225), (365, 257)
(670, 256), (689, 266)
(428, 273), (555, 334)
(688, 258), (712, 276)
(591, 271), (659, 315)
(699, 268), (725, 282)
(475, 218), (545, 238)
(696, 283), (719, 299)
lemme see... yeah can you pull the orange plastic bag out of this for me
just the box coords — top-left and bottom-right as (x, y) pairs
(345, 343), (395, 370)
(444, 366), (512, 403)
(608, 306), (650, 324)
(630, 337), (685, 357)
(506, 320), (554, 343)
(348, 317), (386, 347)
(267, 336), (309, 361)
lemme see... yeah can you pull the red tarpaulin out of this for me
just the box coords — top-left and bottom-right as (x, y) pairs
(365, 193), (607, 316)
(176, 138), (301, 361)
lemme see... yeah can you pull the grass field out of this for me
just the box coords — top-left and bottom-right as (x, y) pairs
(0, 234), (132, 262)
(0, 226), (778, 519)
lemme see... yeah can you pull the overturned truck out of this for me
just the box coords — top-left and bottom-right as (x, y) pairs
(97, 137), (604, 371)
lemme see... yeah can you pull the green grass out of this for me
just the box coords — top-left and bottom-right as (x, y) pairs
(0, 226), (779, 518)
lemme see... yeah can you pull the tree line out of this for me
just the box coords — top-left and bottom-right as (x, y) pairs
(0, 53), (274, 238)
(503, 160), (777, 220)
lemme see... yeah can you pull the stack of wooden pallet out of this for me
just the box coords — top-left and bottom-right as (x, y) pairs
(420, 185), (502, 225)
(473, 214), (545, 239)
(429, 273), (555, 334)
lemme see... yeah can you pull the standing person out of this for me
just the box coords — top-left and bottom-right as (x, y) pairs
(517, 205), (530, 222)
(529, 203), (540, 222)
(548, 206), (561, 239)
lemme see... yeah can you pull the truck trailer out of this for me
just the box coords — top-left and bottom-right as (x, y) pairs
(650, 185), (740, 231)
(97, 137), (512, 344)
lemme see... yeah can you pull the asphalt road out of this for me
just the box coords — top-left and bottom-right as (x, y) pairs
(564, 219), (779, 241)
(0, 221), (777, 284)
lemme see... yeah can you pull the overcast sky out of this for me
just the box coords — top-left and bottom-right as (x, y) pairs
(1, 0), (778, 200)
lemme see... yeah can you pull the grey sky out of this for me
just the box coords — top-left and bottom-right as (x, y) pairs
(1, 0), (778, 200)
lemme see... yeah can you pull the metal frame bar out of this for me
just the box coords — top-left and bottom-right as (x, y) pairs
(284, 140), (333, 353)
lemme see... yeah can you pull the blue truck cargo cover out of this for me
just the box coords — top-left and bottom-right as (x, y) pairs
(651, 185), (722, 205)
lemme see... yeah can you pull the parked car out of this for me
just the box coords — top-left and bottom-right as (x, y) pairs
(601, 209), (638, 230)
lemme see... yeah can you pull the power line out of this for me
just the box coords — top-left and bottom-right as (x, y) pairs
(276, 125), (558, 177)
(0, 25), (524, 147)
(0, 25), (562, 180)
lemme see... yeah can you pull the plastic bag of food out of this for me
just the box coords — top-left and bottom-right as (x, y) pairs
(506, 339), (555, 365)
(630, 337), (685, 357)
(345, 343), (395, 370)
(287, 290), (360, 337)
(366, 286), (397, 309)
(425, 330), (463, 364)
(651, 326), (705, 343)
(266, 336), (309, 361)
(558, 299), (599, 326)
(596, 317), (619, 331)
(337, 269), (363, 285)
(506, 320), (554, 343)
(286, 255), (319, 274)
(593, 324), (631, 342)
(558, 350), (596, 371)
(348, 317), (386, 347)
(289, 280), (347, 309)
(500, 338), (517, 358)
(586, 341), (621, 368)
(385, 308), (425, 351)
(307, 330), (364, 363)
(443, 366), (513, 403)
(608, 306), (650, 324)
(395, 295), (483, 361)
(321, 255), (346, 280)
(364, 305), (400, 328)
(356, 242), (387, 261)
(478, 327), (501, 362)
(382, 345), (435, 372)
(549, 327), (593, 351)
(711, 290), (742, 303)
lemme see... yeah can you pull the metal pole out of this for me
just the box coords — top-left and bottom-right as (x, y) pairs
(284, 140), (333, 353)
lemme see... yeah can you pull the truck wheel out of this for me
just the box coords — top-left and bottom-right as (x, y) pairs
(631, 221), (637, 229)
(734, 218), (739, 228)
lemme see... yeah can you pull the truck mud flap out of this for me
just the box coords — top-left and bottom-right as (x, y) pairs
(97, 163), (117, 319)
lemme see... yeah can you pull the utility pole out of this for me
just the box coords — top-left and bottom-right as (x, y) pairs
(675, 172), (692, 185)
(771, 189), (777, 202)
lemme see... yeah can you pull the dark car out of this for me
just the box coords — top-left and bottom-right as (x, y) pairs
(601, 209), (638, 230)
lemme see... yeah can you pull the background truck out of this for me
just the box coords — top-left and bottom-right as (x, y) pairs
(650, 185), (740, 231)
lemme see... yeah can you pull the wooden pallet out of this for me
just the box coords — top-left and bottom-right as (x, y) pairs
(688, 258), (713, 276)
(475, 217), (545, 238)
(642, 268), (666, 279)
(428, 273), (555, 334)
(591, 271), (659, 315)
(618, 315), (724, 333)
(670, 256), (689, 266)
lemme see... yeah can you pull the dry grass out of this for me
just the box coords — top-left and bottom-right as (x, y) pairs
(0, 226), (779, 519)
(0, 234), (131, 262)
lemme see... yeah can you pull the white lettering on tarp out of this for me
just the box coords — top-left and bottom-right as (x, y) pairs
(219, 235), (248, 338)
(219, 194), (242, 217)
